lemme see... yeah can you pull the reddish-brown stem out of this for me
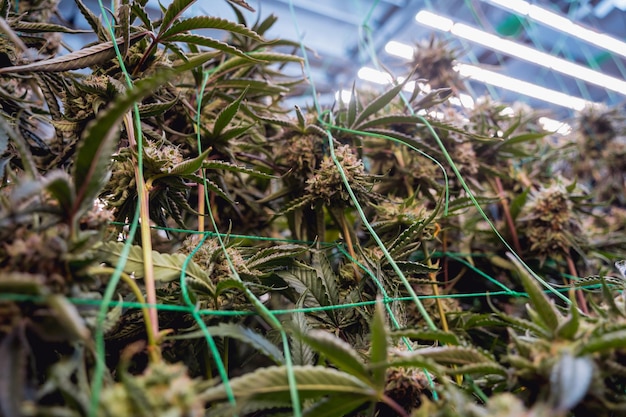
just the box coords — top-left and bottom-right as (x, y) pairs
(123, 113), (159, 345)
(380, 395), (410, 417)
(566, 254), (589, 314)
(494, 177), (522, 255)
(198, 182), (205, 233)
(332, 208), (361, 282)
(442, 229), (450, 287)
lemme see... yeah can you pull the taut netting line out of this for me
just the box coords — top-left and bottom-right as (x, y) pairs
(1, 0), (625, 416)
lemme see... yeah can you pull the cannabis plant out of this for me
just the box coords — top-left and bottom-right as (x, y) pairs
(2, 2), (626, 417)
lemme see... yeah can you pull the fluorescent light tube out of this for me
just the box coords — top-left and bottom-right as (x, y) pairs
(357, 67), (393, 84)
(415, 10), (626, 96)
(483, 0), (626, 59)
(539, 116), (572, 135)
(415, 10), (453, 31)
(385, 40), (414, 60)
(357, 66), (593, 111)
(455, 63), (591, 111)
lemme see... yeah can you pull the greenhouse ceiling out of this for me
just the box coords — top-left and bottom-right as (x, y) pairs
(58, 0), (626, 117)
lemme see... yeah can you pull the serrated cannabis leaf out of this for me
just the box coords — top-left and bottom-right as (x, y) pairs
(158, 0), (195, 37)
(369, 300), (388, 392)
(169, 148), (211, 176)
(162, 34), (258, 61)
(0, 32), (147, 73)
(507, 253), (560, 334)
(390, 329), (461, 346)
(352, 80), (409, 129)
(97, 242), (214, 294)
(171, 323), (284, 364)
(297, 330), (369, 383)
(203, 365), (376, 403)
(202, 160), (275, 179)
(71, 69), (175, 218)
(160, 16), (264, 42)
(213, 87), (249, 137)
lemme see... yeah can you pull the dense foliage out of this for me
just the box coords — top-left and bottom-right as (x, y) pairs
(1, 0), (626, 416)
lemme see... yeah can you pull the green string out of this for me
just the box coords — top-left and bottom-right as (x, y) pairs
(195, 73), (302, 415)
(350, 2), (572, 305)
(0, 285), (602, 316)
(89, 205), (141, 416)
(187, 72), (238, 411)
(88, 0), (148, 414)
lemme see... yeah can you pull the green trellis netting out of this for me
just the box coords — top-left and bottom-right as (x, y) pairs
(1, 1), (625, 416)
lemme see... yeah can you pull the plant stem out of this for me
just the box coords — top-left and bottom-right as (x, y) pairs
(89, 266), (159, 361)
(124, 113), (159, 344)
(331, 207), (361, 282)
(494, 177), (522, 255)
(566, 254), (589, 314)
(198, 183), (205, 232)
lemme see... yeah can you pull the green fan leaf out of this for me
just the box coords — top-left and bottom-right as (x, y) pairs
(211, 52), (302, 78)
(137, 97), (178, 117)
(425, 119), (494, 142)
(214, 124), (255, 143)
(116, 3), (131, 56)
(97, 242), (215, 293)
(290, 295), (316, 366)
(393, 260), (438, 274)
(357, 114), (423, 131)
(42, 170), (75, 215)
(497, 131), (548, 151)
(369, 300), (388, 392)
(297, 330), (369, 383)
(203, 160), (275, 179)
(556, 300), (580, 340)
(203, 365), (376, 403)
(158, 0), (195, 36)
(213, 87), (249, 137)
(180, 175), (232, 203)
(169, 148), (211, 176)
(387, 220), (427, 258)
(577, 329), (626, 355)
(162, 34), (258, 61)
(346, 83), (358, 128)
(213, 78), (290, 93)
(415, 345), (495, 366)
(74, 0), (107, 40)
(131, 2), (154, 31)
(226, 0), (255, 12)
(487, 297), (551, 338)
(172, 323), (284, 364)
(245, 244), (308, 270)
(277, 266), (326, 308)
(390, 328), (461, 346)
(171, 51), (222, 72)
(312, 251), (340, 307)
(445, 362), (508, 376)
(507, 253), (560, 334)
(72, 68), (173, 218)
(160, 16), (264, 42)
(352, 80), (408, 129)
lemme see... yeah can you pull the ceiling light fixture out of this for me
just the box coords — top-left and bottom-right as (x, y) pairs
(454, 63), (591, 111)
(538, 116), (572, 135)
(484, 0), (626, 59)
(357, 66), (589, 111)
(414, 10), (626, 96)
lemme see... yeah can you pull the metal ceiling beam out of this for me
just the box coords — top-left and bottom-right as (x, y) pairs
(268, 0), (363, 26)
